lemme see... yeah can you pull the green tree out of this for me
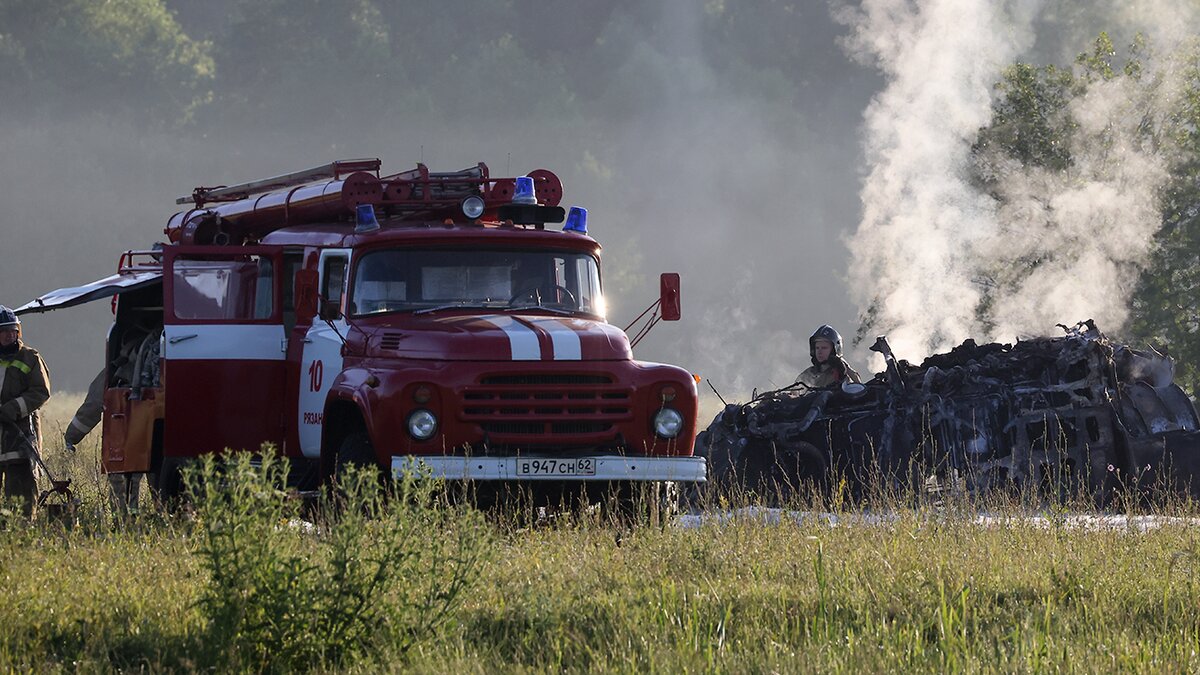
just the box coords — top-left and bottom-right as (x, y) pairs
(209, 0), (387, 120)
(1130, 43), (1200, 393)
(974, 33), (1200, 394)
(973, 62), (1075, 174)
(0, 0), (213, 124)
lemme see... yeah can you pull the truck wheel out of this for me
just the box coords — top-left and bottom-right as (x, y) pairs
(153, 457), (187, 506)
(335, 432), (380, 480)
(604, 481), (680, 528)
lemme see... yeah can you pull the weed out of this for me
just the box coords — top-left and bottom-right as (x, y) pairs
(186, 453), (490, 672)
(0, 401), (1197, 671)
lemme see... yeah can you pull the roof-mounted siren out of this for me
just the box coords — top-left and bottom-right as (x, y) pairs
(496, 170), (566, 228)
(512, 176), (538, 204)
(563, 206), (588, 234)
(356, 204), (380, 233)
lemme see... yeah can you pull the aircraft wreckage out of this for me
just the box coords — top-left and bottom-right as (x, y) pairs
(697, 321), (1200, 504)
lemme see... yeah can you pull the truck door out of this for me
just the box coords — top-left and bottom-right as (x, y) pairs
(162, 246), (286, 457)
(296, 248), (350, 458)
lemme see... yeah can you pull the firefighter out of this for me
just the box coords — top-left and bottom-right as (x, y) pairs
(0, 306), (50, 517)
(64, 323), (159, 515)
(795, 324), (861, 389)
(64, 329), (143, 456)
(64, 369), (141, 515)
(64, 370), (105, 456)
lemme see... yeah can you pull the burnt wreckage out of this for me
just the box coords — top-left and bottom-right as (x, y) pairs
(698, 321), (1200, 503)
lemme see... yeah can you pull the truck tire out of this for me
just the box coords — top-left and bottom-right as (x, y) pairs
(154, 457), (187, 506)
(601, 481), (682, 528)
(335, 432), (380, 480)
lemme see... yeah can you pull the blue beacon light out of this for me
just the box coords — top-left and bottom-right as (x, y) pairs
(355, 203), (380, 232)
(512, 176), (538, 205)
(564, 206), (588, 234)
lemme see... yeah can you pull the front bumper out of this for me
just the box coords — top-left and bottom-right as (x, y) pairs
(391, 454), (707, 482)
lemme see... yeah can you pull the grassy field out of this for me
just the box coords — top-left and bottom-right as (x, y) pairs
(2, 396), (1199, 672)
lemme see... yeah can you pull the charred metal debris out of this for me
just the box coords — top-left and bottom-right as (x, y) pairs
(698, 320), (1200, 504)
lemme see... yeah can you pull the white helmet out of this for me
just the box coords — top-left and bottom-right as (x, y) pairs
(0, 306), (18, 330)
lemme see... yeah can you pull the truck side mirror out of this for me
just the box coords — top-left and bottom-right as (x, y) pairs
(660, 272), (681, 321)
(319, 299), (342, 321)
(295, 269), (319, 325)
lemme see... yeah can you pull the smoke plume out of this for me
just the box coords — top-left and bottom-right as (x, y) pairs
(840, 0), (1197, 366)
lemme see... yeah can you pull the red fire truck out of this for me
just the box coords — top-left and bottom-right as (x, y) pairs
(18, 159), (705, 499)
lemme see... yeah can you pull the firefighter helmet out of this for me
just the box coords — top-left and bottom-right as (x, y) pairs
(0, 306), (19, 330)
(809, 324), (842, 364)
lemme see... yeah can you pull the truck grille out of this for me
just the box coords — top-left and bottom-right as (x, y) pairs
(480, 374), (612, 385)
(462, 374), (632, 437)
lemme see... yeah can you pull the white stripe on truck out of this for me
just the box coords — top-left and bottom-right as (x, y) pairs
(527, 318), (582, 361)
(479, 315), (541, 360)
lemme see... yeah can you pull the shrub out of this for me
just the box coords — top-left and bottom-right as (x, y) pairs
(185, 453), (490, 672)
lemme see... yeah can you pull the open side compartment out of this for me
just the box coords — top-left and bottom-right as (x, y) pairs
(101, 281), (165, 475)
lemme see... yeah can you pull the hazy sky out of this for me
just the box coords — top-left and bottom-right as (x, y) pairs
(1, 1), (874, 400)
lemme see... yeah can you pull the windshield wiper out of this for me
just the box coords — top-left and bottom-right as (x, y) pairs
(414, 302), (590, 317)
(413, 302), (497, 315)
(502, 305), (578, 316)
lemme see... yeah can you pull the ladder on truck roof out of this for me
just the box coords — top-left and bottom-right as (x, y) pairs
(172, 159), (563, 225)
(167, 159), (568, 245)
(177, 159), (383, 206)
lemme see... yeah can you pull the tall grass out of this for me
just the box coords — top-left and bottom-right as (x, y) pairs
(422, 500), (1200, 673)
(0, 397), (1196, 671)
(185, 453), (491, 672)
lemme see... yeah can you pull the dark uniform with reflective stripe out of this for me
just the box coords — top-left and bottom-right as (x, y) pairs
(65, 370), (105, 448)
(0, 343), (51, 515)
(64, 368), (144, 515)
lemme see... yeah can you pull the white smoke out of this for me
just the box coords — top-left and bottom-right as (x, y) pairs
(1114, 0), (1200, 51)
(694, 268), (802, 406)
(839, 0), (1199, 367)
(980, 74), (1169, 334)
(836, 0), (1042, 362)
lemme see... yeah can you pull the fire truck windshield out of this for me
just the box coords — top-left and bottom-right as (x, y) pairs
(350, 248), (604, 317)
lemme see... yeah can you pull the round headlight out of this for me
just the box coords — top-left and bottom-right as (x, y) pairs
(654, 408), (684, 438)
(407, 410), (438, 440)
(461, 195), (486, 219)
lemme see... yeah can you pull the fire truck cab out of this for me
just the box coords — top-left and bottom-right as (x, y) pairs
(19, 159), (706, 498)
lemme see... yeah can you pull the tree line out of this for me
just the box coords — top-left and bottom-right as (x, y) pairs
(973, 33), (1200, 392)
(0, 0), (851, 134)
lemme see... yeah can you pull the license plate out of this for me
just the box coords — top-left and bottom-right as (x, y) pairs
(516, 457), (597, 477)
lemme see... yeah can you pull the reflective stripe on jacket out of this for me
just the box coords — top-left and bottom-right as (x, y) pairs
(0, 345), (50, 417)
(0, 343), (51, 462)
